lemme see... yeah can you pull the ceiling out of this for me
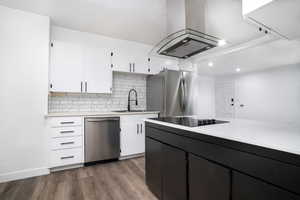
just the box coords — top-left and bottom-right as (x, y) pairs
(196, 39), (300, 76)
(204, 0), (264, 45)
(0, 0), (167, 45)
(0, 0), (267, 46)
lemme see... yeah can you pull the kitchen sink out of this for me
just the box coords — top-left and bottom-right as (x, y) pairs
(113, 110), (148, 113)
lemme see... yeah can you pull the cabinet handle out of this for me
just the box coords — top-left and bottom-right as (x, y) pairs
(140, 124), (142, 133)
(60, 142), (75, 145)
(60, 130), (75, 134)
(137, 124), (139, 134)
(85, 82), (87, 92)
(60, 156), (74, 160)
(81, 82), (83, 92)
(60, 121), (75, 125)
(129, 63), (132, 72)
(133, 63), (135, 72)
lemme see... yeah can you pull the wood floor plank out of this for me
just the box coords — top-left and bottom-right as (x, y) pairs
(78, 177), (97, 200)
(14, 178), (38, 200)
(0, 181), (18, 200)
(112, 161), (156, 200)
(0, 182), (7, 196)
(95, 163), (131, 200)
(30, 176), (47, 200)
(0, 157), (156, 200)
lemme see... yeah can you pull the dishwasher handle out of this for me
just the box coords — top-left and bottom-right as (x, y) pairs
(87, 118), (119, 123)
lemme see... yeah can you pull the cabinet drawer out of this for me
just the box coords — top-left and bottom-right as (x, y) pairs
(50, 126), (82, 138)
(50, 136), (83, 150)
(50, 148), (83, 168)
(48, 117), (82, 127)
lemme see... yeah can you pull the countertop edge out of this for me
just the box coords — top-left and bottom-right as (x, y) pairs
(45, 111), (160, 117)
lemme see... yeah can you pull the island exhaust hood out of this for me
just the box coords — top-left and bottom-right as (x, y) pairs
(151, 0), (226, 59)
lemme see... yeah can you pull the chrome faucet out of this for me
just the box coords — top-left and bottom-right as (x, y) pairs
(128, 89), (138, 111)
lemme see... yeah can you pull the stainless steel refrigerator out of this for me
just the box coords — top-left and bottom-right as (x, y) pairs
(147, 69), (195, 117)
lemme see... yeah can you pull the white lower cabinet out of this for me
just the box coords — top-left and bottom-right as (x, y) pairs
(120, 114), (158, 157)
(47, 117), (84, 168)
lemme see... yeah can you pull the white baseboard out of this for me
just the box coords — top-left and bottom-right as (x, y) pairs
(0, 167), (50, 183)
(50, 164), (83, 172)
(119, 153), (144, 160)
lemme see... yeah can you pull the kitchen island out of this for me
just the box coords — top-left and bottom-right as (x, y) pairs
(145, 118), (300, 200)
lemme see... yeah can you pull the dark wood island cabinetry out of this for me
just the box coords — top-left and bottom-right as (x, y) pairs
(145, 121), (300, 200)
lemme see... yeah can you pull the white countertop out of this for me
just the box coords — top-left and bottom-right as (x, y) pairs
(46, 111), (160, 117)
(145, 118), (300, 156)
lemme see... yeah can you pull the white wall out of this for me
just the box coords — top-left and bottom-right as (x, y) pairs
(0, 6), (50, 182)
(215, 64), (300, 125)
(235, 64), (300, 124)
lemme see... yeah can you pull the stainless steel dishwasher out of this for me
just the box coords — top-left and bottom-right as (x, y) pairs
(84, 117), (120, 164)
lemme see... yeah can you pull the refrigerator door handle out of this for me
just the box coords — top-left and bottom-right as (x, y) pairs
(179, 77), (187, 112)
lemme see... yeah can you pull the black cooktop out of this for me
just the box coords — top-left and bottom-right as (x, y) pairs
(153, 117), (229, 127)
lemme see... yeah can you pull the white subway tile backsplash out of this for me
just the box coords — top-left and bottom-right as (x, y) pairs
(48, 72), (147, 113)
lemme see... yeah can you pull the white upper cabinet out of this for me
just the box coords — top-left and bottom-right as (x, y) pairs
(148, 57), (165, 74)
(50, 41), (83, 93)
(49, 26), (179, 93)
(50, 41), (112, 94)
(111, 48), (133, 73)
(83, 47), (112, 94)
(148, 57), (179, 74)
(111, 43), (153, 74)
(132, 52), (150, 74)
(243, 0), (300, 39)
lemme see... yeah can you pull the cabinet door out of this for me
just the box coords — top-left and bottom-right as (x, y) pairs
(145, 137), (163, 199)
(83, 47), (112, 93)
(149, 57), (179, 74)
(120, 116), (143, 156)
(148, 57), (165, 74)
(138, 114), (158, 153)
(120, 121), (138, 156)
(111, 49), (132, 73)
(132, 53), (149, 74)
(189, 154), (231, 200)
(50, 41), (83, 93)
(162, 144), (187, 200)
(232, 172), (300, 200)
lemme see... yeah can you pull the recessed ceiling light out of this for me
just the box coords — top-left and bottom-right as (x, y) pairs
(218, 39), (227, 46)
(236, 68), (241, 72)
(208, 62), (214, 67)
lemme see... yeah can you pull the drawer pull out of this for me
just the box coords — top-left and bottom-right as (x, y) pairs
(60, 121), (75, 125)
(60, 130), (75, 134)
(60, 142), (75, 145)
(60, 156), (74, 160)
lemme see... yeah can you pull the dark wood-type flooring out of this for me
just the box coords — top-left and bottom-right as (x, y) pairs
(0, 157), (157, 200)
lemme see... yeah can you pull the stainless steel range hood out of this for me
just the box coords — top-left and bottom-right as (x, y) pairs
(150, 0), (225, 59)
